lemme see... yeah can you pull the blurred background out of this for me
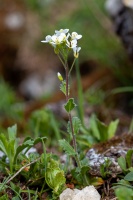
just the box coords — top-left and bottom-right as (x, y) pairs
(0, 0), (133, 132)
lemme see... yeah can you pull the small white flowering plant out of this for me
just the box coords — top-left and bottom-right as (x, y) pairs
(42, 29), (89, 185)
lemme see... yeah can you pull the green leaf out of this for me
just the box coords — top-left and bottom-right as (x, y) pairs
(64, 98), (76, 113)
(71, 167), (83, 184)
(45, 158), (66, 195)
(0, 194), (9, 200)
(53, 170), (66, 193)
(113, 179), (132, 188)
(118, 156), (127, 172)
(115, 187), (133, 200)
(59, 139), (76, 156)
(125, 150), (133, 168)
(72, 117), (81, 135)
(0, 125), (19, 173)
(108, 119), (119, 139)
(124, 172), (133, 181)
(96, 119), (108, 141)
(14, 141), (32, 163)
(129, 118), (133, 133)
(34, 137), (47, 145)
(89, 114), (101, 140)
(0, 134), (9, 155)
(8, 124), (17, 141)
(10, 181), (20, 193)
(14, 137), (47, 163)
(67, 117), (81, 135)
(111, 86), (133, 94)
(60, 81), (66, 95)
(129, 167), (133, 172)
(89, 114), (119, 142)
(12, 197), (20, 200)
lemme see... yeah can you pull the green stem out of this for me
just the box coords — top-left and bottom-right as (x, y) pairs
(65, 61), (69, 100)
(57, 54), (66, 69)
(68, 112), (81, 168)
(42, 138), (47, 172)
(65, 61), (81, 168)
(68, 58), (76, 76)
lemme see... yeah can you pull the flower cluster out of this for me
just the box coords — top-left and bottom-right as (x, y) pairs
(41, 29), (82, 58)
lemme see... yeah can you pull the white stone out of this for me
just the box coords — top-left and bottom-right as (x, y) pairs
(123, 0), (133, 9)
(59, 188), (74, 200)
(59, 186), (101, 200)
(105, 0), (124, 17)
(19, 70), (58, 99)
(5, 12), (25, 30)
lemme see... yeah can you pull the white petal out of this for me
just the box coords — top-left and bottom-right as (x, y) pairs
(73, 46), (77, 53)
(71, 39), (77, 48)
(41, 40), (47, 43)
(71, 32), (82, 40)
(63, 29), (69, 33)
(51, 35), (58, 43)
(41, 35), (52, 43)
(77, 47), (81, 52)
(58, 33), (66, 42)
(55, 29), (69, 35)
(46, 35), (52, 41)
(76, 35), (82, 39)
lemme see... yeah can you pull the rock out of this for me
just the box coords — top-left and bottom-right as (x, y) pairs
(105, 0), (124, 17)
(59, 186), (101, 200)
(122, 0), (133, 9)
(59, 188), (74, 200)
(105, 0), (133, 60)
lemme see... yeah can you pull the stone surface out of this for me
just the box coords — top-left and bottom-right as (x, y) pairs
(105, 0), (124, 17)
(59, 186), (101, 200)
(59, 188), (74, 200)
(105, 0), (133, 60)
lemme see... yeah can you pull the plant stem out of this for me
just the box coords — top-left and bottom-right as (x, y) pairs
(68, 58), (76, 76)
(65, 61), (81, 168)
(6, 158), (41, 184)
(58, 54), (66, 69)
(65, 61), (69, 100)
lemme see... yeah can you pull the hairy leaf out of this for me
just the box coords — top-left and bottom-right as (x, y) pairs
(64, 98), (76, 113)
(59, 139), (76, 156)
(60, 81), (66, 95)
(67, 117), (81, 135)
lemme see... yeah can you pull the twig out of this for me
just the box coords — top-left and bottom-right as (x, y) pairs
(6, 157), (41, 184)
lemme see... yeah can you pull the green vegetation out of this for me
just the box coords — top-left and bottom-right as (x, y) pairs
(113, 150), (133, 200)
(0, 0), (133, 199)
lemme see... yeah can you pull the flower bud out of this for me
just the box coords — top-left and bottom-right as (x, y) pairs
(57, 72), (63, 81)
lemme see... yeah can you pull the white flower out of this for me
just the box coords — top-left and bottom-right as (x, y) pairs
(41, 29), (82, 55)
(71, 32), (82, 40)
(41, 35), (52, 43)
(50, 32), (67, 47)
(73, 46), (81, 58)
(55, 29), (69, 35)
(66, 39), (77, 48)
